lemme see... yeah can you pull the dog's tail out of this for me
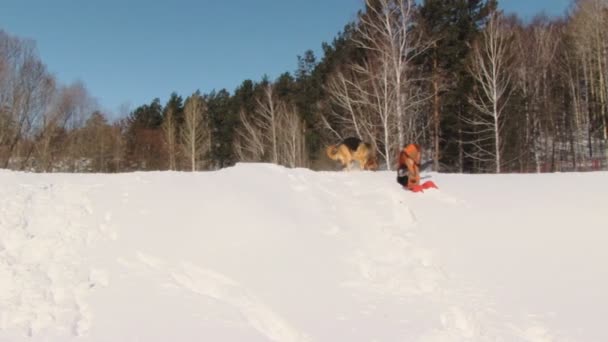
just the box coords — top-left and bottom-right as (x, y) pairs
(325, 145), (340, 161)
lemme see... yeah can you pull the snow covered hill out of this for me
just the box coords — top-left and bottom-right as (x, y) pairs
(1, 164), (607, 342)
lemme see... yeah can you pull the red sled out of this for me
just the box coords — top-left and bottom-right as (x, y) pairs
(409, 180), (438, 193)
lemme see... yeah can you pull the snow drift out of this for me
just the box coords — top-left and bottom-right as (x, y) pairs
(0, 164), (606, 342)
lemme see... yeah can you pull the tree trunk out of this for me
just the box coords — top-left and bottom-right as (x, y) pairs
(432, 55), (440, 172)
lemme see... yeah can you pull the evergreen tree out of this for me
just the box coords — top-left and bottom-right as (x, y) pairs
(295, 50), (324, 162)
(125, 98), (165, 170)
(164, 92), (185, 125)
(128, 98), (163, 129)
(418, 0), (497, 172)
(274, 72), (296, 100)
(233, 79), (257, 115)
(207, 89), (237, 168)
(162, 93), (183, 170)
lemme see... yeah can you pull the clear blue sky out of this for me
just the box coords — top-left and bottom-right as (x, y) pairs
(0, 0), (570, 117)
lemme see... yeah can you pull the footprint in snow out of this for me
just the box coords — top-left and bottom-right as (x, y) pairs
(521, 326), (553, 342)
(323, 224), (342, 236)
(171, 262), (312, 342)
(136, 251), (167, 270)
(439, 306), (482, 339)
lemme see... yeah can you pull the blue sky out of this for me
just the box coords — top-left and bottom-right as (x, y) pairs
(0, 0), (571, 117)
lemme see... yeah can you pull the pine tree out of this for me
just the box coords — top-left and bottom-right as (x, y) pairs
(417, 0), (497, 172)
(295, 50), (323, 163)
(125, 98), (164, 170)
(207, 89), (237, 168)
(163, 92), (184, 170)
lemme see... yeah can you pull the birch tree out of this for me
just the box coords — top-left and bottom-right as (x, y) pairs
(0, 31), (55, 168)
(234, 108), (265, 162)
(325, 0), (430, 170)
(466, 11), (514, 173)
(162, 106), (178, 170)
(234, 83), (308, 168)
(255, 83), (280, 164)
(513, 18), (561, 172)
(182, 92), (209, 171)
(567, 0), (608, 166)
(278, 103), (307, 168)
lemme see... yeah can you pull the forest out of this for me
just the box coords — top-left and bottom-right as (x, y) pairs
(1, 0), (606, 173)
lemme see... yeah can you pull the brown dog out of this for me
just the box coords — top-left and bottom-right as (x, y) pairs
(326, 137), (378, 171)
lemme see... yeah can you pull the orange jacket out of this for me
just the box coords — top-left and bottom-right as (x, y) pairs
(397, 144), (421, 190)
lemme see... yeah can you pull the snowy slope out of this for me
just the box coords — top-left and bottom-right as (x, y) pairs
(0, 164), (606, 342)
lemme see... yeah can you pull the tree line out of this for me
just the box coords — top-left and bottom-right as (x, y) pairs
(1, 0), (606, 173)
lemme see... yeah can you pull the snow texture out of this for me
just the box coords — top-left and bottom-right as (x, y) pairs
(0, 164), (606, 341)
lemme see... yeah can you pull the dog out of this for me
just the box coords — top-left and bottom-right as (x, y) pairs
(326, 137), (378, 171)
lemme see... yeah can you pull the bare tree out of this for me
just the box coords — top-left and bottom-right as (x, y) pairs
(254, 83), (280, 164)
(110, 119), (127, 172)
(181, 92), (209, 171)
(277, 103), (308, 168)
(53, 82), (96, 171)
(34, 82), (95, 171)
(356, 0), (419, 148)
(513, 17), (561, 172)
(465, 11), (514, 173)
(430, 44), (444, 172)
(77, 111), (115, 172)
(162, 106), (178, 170)
(234, 82), (308, 168)
(35, 89), (66, 171)
(324, 0), (431, 170)
(234, 108), (266, 162)
(567, 0), (608, 167)
(325, 70), (365, 140)
(0, 31), (55, 169)
(323, 69), (376, 146)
